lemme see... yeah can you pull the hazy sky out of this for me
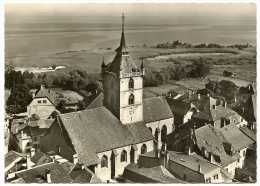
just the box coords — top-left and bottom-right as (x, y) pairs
(5, 3), (256, 23)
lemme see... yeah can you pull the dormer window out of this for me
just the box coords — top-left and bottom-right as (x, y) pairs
(128, 94), (134, 105)
(129, 78), (134, 89)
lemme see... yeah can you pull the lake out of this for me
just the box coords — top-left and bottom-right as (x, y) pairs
(5, 17), (256, 57)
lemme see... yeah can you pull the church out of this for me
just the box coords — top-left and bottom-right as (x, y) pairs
(39, 14), (174, 181)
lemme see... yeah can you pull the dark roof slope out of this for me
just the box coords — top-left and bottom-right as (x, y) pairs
(59, 107), (154, 166)
(218, 124), (254, 151)
(31, 151), (53, 166)
(85, 92), (103, 109)
(240, 126), (256, 142)
(14, 162), (73, 183)
(72, 168), (101, 183)
(5, 151), (25, 169)
(143, 97), (173, 123)
(122, 163), (186, 183)
(166, 98), (193, 115)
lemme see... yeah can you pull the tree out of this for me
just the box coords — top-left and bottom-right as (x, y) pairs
(52, 63), (57, 70)
(6, 84), (32, 114)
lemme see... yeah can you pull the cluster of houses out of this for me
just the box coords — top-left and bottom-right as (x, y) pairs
(4, 15), (256, 183)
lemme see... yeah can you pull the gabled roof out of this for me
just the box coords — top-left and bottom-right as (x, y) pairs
(169, 151), (220, 175)
(14, 162), (73, 183)
(85, 92), (103, 110)
(143, 97), (173, 123)
(240, 126), (256, 142)
(71, 167), (101, 183)
(5, 151), (25, 170)
(58, 107), (154, 166)
(34, 86), (57, 105)
(166, 98), (194, 115)
(193, 105), (237, 121)
(218, 124), (254, 151)
(31, 151), (53, 166)
(122, 163), (186, 183)
(194, 125), (240, 167)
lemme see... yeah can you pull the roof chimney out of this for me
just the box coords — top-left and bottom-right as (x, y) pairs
(81, 164), (85, 170)
(41, 85), (45, 89)
(26, 155), (32, 169)
(198, 164), (201, 173)
(73, 154), (78, 164)
(45, 169), (51, 183)
(207, 94), (210, 97)
(30, 148), (35, 157)
(197, 94), (200, 100)
(209, 152), (214, 163)
(185, 147), (191, 156)
(189, 128), (194, 139)
(234, 97), (237, 103)
(223, 102), (227, 108)
(242, 107), (245, 116)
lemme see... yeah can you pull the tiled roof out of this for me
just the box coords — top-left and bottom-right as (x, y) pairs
(143, 97), (173, 123)
(34, 86), (57, 105)
(177, 93), (216, 109)
(5, 151), (25, 169)
(218, 124), (254, 151)
(193, 105), (237, 121)
(169, 151), (220, 175)
(122, 163), (186, 183)
(71, 167), (101, 183)
(166, 98), (193, 115)
(194, 125), (240, 167)
(85, 92), (103, 109)
(106, 54), (139, 74)
(14, 162), (73, 183)
(31, 150), (53, 166)
(240, 126), (256, 142)
(59, 107), (154, 166)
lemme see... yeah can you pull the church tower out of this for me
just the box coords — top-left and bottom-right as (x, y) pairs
(101, 14), (145, 124)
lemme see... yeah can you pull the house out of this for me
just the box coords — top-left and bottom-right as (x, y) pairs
(7, 162), (73, 183)
(27, 85), (57, 119)
(121, 163), (186, 183)
(10, 114), (55, 153)
(137, 149), (224, 183)
(186, 124), (254, 177)
(5, 151), (27, 175)
(192, 104), (247, 129)
(39, 14), (174, 182)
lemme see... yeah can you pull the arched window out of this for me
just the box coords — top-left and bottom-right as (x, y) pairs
(121, 150), (127, 162)
(111, 95), (114, 105)
(129, 78), (134, 89)
(101, 155), (108, 168)
(141, 144), (147, 154)
(111, 81), (114, 89)
(161, 125), (167, 143)
(128, 94), (134, 105)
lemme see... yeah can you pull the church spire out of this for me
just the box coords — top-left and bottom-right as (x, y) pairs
(115, 13), (126, 54)
(141, 55), (144, 70)
(101, 56), (105, 67)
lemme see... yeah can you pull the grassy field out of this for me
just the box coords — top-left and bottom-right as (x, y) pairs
(6, 46), (256, 96)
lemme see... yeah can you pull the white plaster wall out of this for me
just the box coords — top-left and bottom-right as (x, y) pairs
(120, 104), (143, 124)
(120, 77), (143, 92)
(203, 168), (223, 183)
(120, 89), (142, 107)
(236, 147), (248, 168)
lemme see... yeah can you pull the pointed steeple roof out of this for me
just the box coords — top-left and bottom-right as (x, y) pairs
(115, 13), (126, 54)
(141, 55), (144, 70)
(101, 56), (105, 67)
